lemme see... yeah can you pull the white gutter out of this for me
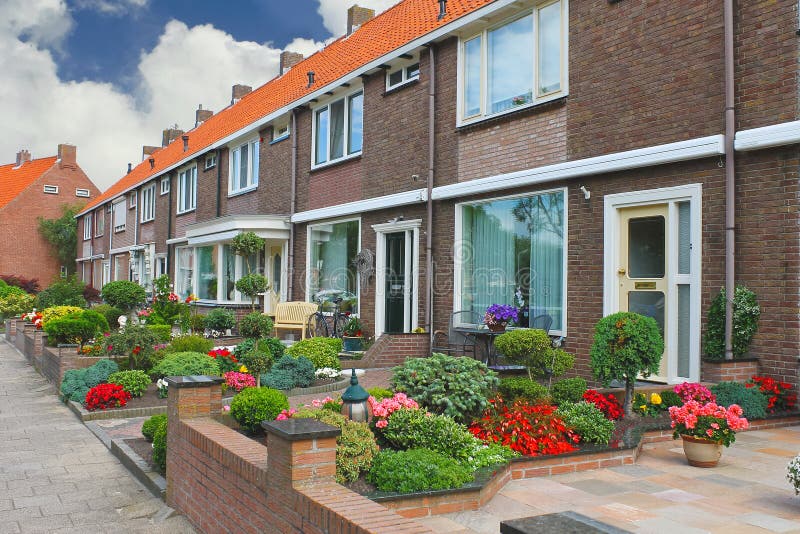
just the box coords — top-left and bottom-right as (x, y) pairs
(291, 189), (428, 223)
(734, 120), (800, 152)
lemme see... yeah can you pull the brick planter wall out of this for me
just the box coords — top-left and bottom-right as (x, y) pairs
(165, 376), (430, 534)
(39, 345), (103, 388)
(362, 333), (430, 368)
(15, 322), (35, 356)
(701, 358), (759, 383)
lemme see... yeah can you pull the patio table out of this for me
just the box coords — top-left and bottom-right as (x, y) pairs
(452, 326), (505, 366)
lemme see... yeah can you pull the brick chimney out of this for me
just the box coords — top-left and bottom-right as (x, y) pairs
(162, 128), (184, 148)
(195, 104), (213, 127)
(57, 144), (77, 169)
(231, 84), (252, 105)
(347, 5), (375, 35)
(15, 149), (31, 166)
(279, 51), (304, 75)
(142, 145), (159, 161)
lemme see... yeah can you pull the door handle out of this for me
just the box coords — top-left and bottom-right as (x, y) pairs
(617, 268), (626, 275)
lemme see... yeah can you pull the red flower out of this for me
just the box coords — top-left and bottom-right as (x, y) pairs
(85, 384), (131, 411)
(582, 390), (623, 420)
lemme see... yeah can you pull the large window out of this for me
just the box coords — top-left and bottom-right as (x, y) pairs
(461, 2), (564, 122)
(177, 167), (197, 213)
(459, 190), (565, 332)
(83, 214), (92, 240)
(180, 243), (264, 302)
(229, 139), (259, 194)
(196, 245), (218, 300)
(112, 200), (126, 232)
(175, 247), (194, 298)
(313, 91), (363, 166)
(95, 209), (104, 237)
(141, 183), (156, 222)
(309, 220), (360, 312)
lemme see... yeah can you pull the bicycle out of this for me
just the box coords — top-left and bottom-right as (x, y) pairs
(307, 296), (349, 338)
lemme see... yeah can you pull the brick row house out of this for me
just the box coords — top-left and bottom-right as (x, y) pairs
(0, 144), (99, 283)
(76, 0), (800, 387)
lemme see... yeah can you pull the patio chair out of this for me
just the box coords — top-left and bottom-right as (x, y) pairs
(530, 314), (553, 334)
(431, 310), (482, 357)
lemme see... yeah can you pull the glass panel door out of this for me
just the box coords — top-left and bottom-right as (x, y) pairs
(384, 232), (406, 333)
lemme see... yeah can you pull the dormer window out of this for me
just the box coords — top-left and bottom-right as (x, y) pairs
(273, 121), (290, 142)
(386, 61), (420, 90)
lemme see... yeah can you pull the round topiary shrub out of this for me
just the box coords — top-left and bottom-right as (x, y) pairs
(142, 414), (167, 442)
(286, 337), (342, 370)
(380, 408), (479, 464)
(590, 312), (664, 417)
(391, 353), (499, 423)
(164, 335), (214, 354)
(494, 329), (574, 381)
(93, 304), (124, 330)
(703, 285), (761, 360)
(710, 381), (768, 419)
(107, 370), (151, 397)
(100, 281), (146, 312)
(204, 308), (236, 333)
(238, 312), (274, 339)
(150, 351), (221, 378)
(498, 377), (551, 403)
(556, 401), (615, 445)
(262, 355), (314, 390)
(367, 448), (473, 493)
(551, 377), (588, 405)
(229, 387), (289, 433)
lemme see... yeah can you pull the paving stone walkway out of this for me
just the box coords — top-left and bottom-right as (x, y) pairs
(0, 340), (195, 534)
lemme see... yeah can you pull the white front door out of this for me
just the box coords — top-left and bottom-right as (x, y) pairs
(372, 220), (421, 336)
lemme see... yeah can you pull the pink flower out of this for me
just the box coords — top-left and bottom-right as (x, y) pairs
(223, 405), (230, 412)
(375, 420), (388, 428)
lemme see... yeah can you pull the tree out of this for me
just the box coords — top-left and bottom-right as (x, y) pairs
(590, 312), (664, 417)
(231, 232), (269, 311)
(37, 204), (80, 275)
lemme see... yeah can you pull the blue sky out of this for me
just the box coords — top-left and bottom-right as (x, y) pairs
(0, 0), (396, 190)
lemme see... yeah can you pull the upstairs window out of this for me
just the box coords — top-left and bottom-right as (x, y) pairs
(461, 2), (565, 123)
(386, 62), (420, 90)
(95, 209), (104, 237)
(204, 154), (217, 170)
(229, 139), (259, 194)
(177, 166), (197, 214)
(273, 121), (290, 142)
(83, 214), (92, 240)
(313, 90), (363, 167)
(112, 201), (126, 232)
(43, 185), (59, 194)
(140, 183), (156, 223)
(76, 188), (90, 198)
(129, 192), (137, 208)
(160, 177), (170, 195)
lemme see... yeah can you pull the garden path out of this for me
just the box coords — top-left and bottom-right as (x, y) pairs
(0, 340), (195, 534)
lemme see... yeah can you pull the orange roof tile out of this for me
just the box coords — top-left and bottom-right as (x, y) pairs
(0, 156), (58, 210)
(80, 0), (493, 215)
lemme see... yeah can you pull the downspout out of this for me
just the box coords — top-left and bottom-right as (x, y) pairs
(216, 149), (222, 218)
(108, 204), (113, 278)
(89, 212), (94, 285)
(425, 44), (436, 350)
(166, 175), (173, 275)
(133, 190), (139, 283)
(723, 0), (736, 360)
(288, 109), (298, 301)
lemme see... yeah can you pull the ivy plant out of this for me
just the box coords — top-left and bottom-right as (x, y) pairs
(702, 285), (760, 360)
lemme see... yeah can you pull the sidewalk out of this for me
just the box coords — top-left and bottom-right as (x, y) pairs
(0, 340), (194, 534)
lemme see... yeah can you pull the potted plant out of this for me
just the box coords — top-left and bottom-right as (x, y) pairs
(483, 304), (519, 332)
(342, 316), (364, 352)
(669, 399), (749, 467)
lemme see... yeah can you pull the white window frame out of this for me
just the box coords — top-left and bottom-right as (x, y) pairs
(189, 243), (264, 303)
(83, 214), (92, 241)
(228, 138), (260, 195)
(177, 166), (197, 214)
(272, 121), (290, 142)
(112, 200), (126, 233)
(453, 186), (568, 337)
(175, 246), (194, 298)
(95, 208), (104, 237)
(43, 185), (59, 194)
(456, 0), (569, 126)
(204, 154), (217, 170)
(311, 87), (364, 169)
(160, 177), (170, 195)
(140, 183), (156, 223)
(155, 254), (168, 278)
(305, 217), (361, 313)
(76, 188), (90, 198)
(386, 59), (420, 90)
(129, 192), (137, 208)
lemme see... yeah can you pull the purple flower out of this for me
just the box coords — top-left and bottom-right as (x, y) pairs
(484, 304), (519, 325)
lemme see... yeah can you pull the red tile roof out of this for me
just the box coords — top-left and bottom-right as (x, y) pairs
(0, 156), (58, 210)
(79, 0), (493, 215)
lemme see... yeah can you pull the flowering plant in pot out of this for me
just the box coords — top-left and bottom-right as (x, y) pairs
(483, 304), (518, 332)
(342, 316), (364, 352)
(669, 399), (749, 467)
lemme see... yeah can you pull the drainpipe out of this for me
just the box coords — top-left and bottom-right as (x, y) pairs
(723, 0), (736, 360)
(216, 149), (222, 218)
(133, 190), (139, 283)
(288, 109), (298, 301)
(167, 175), (173, 275)
(425, 44), (436, 350)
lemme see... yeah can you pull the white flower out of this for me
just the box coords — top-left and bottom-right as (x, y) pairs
(315, 368), (341, 379)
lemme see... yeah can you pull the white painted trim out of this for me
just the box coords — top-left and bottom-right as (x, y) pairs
(310, 87), (364, 170)
(603, 183), (702, 383)
(166, 237), (188, 245)
(434, 135), (724, 200)
(305, 217), (362, 312)
(186, 215), (290, 239)
(292, 189), (427, 223)
(734, 120), (800, 151)
(372, 220), (422, 336)
(110, 246), (135, 256)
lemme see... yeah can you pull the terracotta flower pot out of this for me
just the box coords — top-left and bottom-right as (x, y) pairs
(487, 323), (507, 333)
(681, 434), (723, 467)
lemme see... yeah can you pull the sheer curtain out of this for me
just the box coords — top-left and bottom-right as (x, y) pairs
(528, 192), (563, 330)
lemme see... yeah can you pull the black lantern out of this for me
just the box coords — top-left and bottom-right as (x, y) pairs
(340, 369), (371, 422)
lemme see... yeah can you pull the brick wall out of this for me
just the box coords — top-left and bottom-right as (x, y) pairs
(702, 359), (760, 384)
(362, 333), (430, 368)
(38, 345), (102, 388)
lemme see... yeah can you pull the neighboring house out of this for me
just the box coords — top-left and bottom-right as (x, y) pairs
(0, 144), (99, 284)
(76, 0), (800, 388)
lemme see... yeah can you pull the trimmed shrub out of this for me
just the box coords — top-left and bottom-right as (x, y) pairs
(150, 352), (221, 378)
(262, 355), (314, 390)
(0, 290), (35, 318)
(204, 308), (236, 332)
(391, 353), (499, 423)
(93, 304), (124, 329)
(142, 414), (167, 442)
(658, 389), (683, 408)
(368, 449), (473, 493)
(258, 337), (285, 362)
(380, 408), (479, 464)
(59, 359), (119, 404)
(556, 401), (615, 445)
(239, 312), (274, 339)
(494, 329), (574, 381)
(710, 381), (768, 419)
(146, 324), (172, 343)
(36, 276), (87, 309)
(107, 370), (151, 397)
(152, 417), (168, 473)
(498, 377), (551, 403)
(100, 281), (146, 311)
(286, 337), (342, 370)
(41, 305), (84, 327)
(164, 335), (214, 354)
(703, 285), (760, 360)
(551, 377), (588, 405)
(44, 316), (97, 346)
(229, 387), (289, 433)
(235, 273), (269, 311)
(367, 387), (394, 401)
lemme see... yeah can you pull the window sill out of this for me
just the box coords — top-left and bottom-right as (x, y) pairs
(95, 234), (104, 238)
(228, 185), (258, 198)
(114, 227), (126, 233)
(270, 134), (289, 145)
(457, 95), (567, 132)
(140, 219), (154, 225)
(160, 190), (170, 196)
(176, 209), (196, 216)
(311, 153), (362, 173)
(384, 77), (419, 96)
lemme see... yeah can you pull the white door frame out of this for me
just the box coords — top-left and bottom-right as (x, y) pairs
(372, 219), (421, 337)
(603, 184), (702, 383)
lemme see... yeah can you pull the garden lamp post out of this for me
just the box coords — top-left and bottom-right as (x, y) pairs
(341, 368), (371, 422)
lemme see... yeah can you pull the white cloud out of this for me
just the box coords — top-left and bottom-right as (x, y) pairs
(316, 0), (400, 36)
(0, 4), (327, 191)
(73, 0), (149, 15)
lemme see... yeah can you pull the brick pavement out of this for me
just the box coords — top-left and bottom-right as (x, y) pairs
(0, 340), (194, 534)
